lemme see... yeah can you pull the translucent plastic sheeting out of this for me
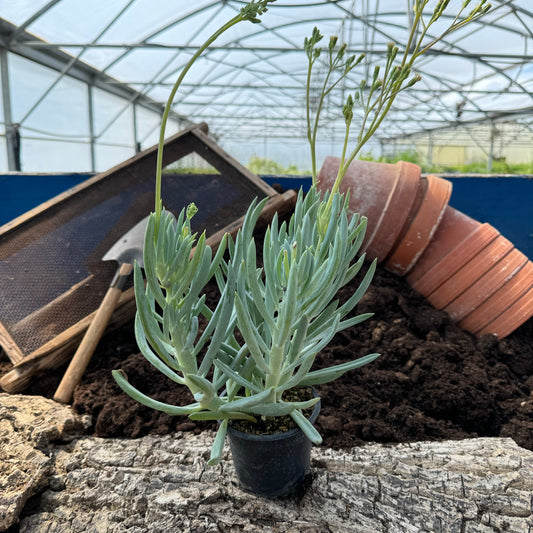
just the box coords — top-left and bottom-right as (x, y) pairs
(1, 1), (533, 170)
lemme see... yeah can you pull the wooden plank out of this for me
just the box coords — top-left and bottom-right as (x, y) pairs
(0, 321), (24, 365)
(0, 288), (137, 393)
(205, 189), (297, 247)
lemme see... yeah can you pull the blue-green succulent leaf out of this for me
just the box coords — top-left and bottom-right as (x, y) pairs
(134, 314), (183, 379)
(213, 359), (261, 393)
(219, 387), (275, 412)
(248, 397), (319, 416)
(112, 370), (200, 415)
(207, 420), (228, 466)
(299, 353), (380, 386)
(188, 410), (256, 421)
(234, 292), (270, 374)
(291, 409), (322, 444)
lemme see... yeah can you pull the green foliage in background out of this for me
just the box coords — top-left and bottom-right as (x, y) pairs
(360, 150), (533, 174)
(247, 155), (309, 175)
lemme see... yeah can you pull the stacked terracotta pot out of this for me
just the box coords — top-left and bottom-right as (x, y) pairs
(317, 157), (533, 339)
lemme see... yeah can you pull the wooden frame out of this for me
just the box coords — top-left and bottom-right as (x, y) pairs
(0, 123), (296, 392)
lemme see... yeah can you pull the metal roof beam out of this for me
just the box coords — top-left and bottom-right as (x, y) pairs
(18, 42), (533, 62)
(0, 18), (179, 121)
(7, 0), (62, 43)
(381, 106), (533, 141)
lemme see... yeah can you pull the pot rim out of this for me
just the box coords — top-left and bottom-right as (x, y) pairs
(226, 394), (321, 442)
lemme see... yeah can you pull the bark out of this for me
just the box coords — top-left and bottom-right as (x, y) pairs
(1, 394), (532, 533)
(0, 394), (91, 531)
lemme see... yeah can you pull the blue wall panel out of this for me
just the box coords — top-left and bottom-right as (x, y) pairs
(1, 173), (532, 259)
(446, 177), (532, 259)
(262, 175), (533, 260)
(0, 174), (90, 226)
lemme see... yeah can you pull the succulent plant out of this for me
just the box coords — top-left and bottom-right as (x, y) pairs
(113, 0), (492, 464)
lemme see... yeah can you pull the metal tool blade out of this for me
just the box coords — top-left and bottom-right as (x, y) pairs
(102, 215), (149, 267)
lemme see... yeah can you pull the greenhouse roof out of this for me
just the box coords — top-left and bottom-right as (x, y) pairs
(1, 0), (533, 170)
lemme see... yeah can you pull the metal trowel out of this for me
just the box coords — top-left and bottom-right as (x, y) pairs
(54, 216), (149, 403)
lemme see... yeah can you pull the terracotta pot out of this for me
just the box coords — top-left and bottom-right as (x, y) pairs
(475, 285), (533, 338)
(316, 157), (532, 338)
(425, 235), (514, 310)
(316, 157), (421, 260)
(384, 174), (452, 275)
(406, 208), (499, 297)
(363, 161), (421, 262)
(443, 248), (529, 322)
(404, 204), (533, 337)
(458, 260), (533, 336)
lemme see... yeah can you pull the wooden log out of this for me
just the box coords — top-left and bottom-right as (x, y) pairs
(0, 393), (92, 532)
(1, 400), (530, 533)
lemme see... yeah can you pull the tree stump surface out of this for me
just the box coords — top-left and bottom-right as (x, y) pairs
(1, 393), (532, 533)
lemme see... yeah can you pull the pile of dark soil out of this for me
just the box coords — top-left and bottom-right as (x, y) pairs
(23, 259), (532, 452)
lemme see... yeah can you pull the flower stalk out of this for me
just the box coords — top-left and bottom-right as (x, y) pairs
(154, 1), (276, 220)
(306, 0), (491, 206)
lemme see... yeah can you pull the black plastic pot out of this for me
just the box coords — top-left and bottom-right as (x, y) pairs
(226, 395), (321, 498)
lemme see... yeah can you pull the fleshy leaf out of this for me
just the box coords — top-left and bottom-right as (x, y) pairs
(112, 370), (200, 415)
(208, 420), (228, 466)
(290, 409), (322, 444)
(299, 353), (380, 386)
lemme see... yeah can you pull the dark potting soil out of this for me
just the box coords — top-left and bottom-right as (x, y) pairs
(229, 386), (316, 435)
(20, 255), (533, 452)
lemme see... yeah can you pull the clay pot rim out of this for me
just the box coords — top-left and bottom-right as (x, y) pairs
(364, 160), (421, 262)
(385, 174), (452, 276)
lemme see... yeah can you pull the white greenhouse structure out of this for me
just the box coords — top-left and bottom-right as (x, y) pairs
(0, 0), (533, 173)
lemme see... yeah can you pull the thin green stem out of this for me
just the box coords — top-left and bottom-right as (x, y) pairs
(323, 70), (351, 98)
(339, 120), (351, 169)
(306, 57), (316, 180)
(418, 13), (482, 57)
(310, 56), (359, 185)
(401, 7), (423, 67)
(330, 90), (397, 199)
(310, 68), (333, 184)
(154, 14), (243, 219)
